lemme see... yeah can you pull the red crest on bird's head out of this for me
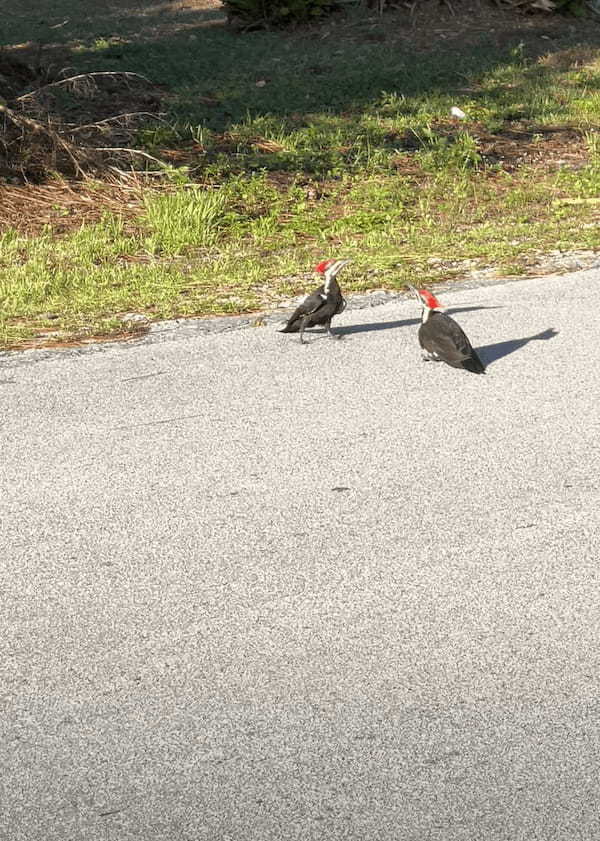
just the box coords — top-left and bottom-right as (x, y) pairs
(418, 289), (443, 310)
(315, 259), (336, 274)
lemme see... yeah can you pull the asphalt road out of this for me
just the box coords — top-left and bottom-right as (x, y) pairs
(2, 269), (600, 841)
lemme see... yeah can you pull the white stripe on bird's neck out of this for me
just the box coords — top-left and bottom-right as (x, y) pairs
(422, 306), (432, 323)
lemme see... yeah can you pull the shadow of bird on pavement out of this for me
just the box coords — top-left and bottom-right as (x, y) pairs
(478, 328), (559, 366)
(336, 306), (502, 337)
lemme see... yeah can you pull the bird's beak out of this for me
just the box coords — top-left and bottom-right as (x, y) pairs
(328, 259), (350, 278)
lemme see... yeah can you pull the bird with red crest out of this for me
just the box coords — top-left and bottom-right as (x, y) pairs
(280, 259), (350, 344)
(408, 285), (486, 374)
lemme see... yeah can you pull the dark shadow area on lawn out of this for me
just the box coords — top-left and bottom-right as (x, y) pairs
(91, 25), (600, 136)
(3, 1), (225, 49)
(7, 2), (600, 139)
(478, 327), (558, 365)
(4, 0), (600, 193)
(338, 305), (501, 336)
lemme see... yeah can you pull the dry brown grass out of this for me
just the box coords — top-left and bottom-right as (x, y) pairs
(538, 45), (600, 69)
(0, 177), (147, 235)
(0, 51), (166, 185)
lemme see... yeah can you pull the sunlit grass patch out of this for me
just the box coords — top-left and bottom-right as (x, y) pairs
(3, 6), (600, 350)
(142, 187), (227, 254)
(3, 153), (600, 349)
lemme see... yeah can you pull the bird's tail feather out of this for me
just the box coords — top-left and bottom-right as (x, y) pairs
(464, 354), (486, 374)
(279, 320), (300, 333)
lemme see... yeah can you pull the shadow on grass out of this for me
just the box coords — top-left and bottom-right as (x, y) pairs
(9, 2), (600, 138)
(5, 1), (224, 49)
(106, 30), (600, 135)
(478, 327), (558, 365)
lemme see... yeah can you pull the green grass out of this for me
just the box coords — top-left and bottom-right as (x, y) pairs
(2, 3), (600, 348)
(142, 187), (228, 254)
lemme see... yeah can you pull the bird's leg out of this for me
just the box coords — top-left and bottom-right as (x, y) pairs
(326, 318), (343, 340)
(299, 316), (310, 345)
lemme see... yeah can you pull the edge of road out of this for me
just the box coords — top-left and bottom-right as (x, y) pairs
(1, 264), (597, 370)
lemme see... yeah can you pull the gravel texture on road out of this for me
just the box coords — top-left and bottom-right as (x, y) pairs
(1, 269), (599, 840)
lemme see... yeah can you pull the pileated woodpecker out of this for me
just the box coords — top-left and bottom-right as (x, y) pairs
(408, 285), (486, 374)
(280, 259), (349, 344)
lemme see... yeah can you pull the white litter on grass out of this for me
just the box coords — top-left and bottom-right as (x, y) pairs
(450, 106), (466, 119)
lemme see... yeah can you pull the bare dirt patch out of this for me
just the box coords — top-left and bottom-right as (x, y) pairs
(424, 120), (590, 171)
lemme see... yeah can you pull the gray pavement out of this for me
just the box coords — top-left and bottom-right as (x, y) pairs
(1, 268), (600, 841)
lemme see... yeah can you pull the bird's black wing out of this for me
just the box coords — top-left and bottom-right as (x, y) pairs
(280, 285), (327, 333)
(335, 295), (347, 315)
(421, 313), (484, 371)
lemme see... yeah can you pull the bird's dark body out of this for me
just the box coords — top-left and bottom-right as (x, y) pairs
(418, 310), (485, 374)
(280, 279), (346, 334)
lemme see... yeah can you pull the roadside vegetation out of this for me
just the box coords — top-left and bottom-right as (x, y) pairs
(1, 0), (600, 349)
